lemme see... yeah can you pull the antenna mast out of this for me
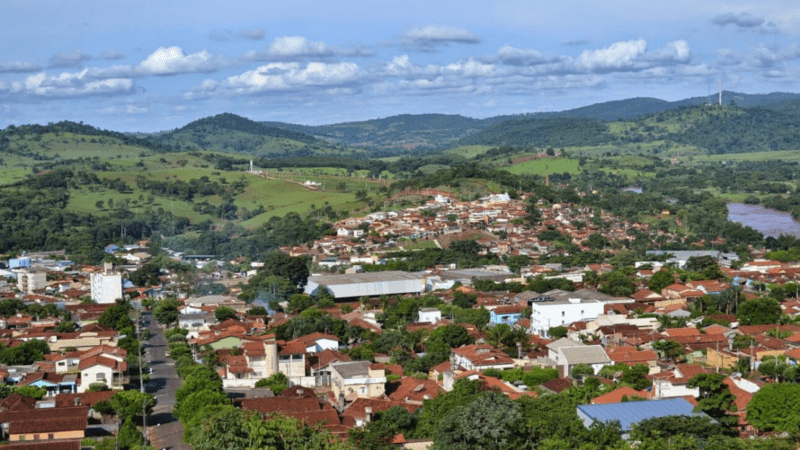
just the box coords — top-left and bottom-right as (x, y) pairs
(718, 78), (722, 106)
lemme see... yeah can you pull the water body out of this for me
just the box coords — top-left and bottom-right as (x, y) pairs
(727, 202), (800, 239)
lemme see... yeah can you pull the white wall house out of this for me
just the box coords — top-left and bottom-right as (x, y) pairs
(91, 272), (123, 304)
(418, 308), (442, 324)
(528, 289), (606, 338)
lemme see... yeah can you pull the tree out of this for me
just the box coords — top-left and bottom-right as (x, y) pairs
(599, 271), (636, 297)
(548, 326), (568, 339)
(254, 372), (287, 395)
(117, 418), (144, 450)
(620, 364), (652, 390)
(452, 291), (477, 309)
(110, 390), (156, 421)
(153, 297), (180, 326)
(630, 415), (725, 442)
(14, 386), (45, 400)
(685, 255), (717, 273)
(432, 391), (524, 450)
(247, 306), (268, 317)
(747, 383), (800, 432)
(214, 306), (237, 322)
(652, 339), (684, 362)
(98, 299), (131, 330)
(687, 373), (738, 429)
(571, 363), (595, 379)
(737, 297), (782, 325)
(55, 321), (78, 333)
(648, 270), (674, 293)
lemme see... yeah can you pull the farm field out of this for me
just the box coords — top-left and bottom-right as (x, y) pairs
(504, 157), (580, 175)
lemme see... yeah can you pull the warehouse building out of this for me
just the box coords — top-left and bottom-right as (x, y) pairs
(305, 271), (427, 300)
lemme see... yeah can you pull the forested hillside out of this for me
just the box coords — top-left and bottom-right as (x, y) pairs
(151, 113), (351, 157)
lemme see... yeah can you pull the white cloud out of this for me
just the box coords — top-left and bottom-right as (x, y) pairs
(576, 39), (647, 71)
(187, 61), (362, 97)
(400, 25), (481, 52)
(491, 45), (564, 66)
(661, 40), (691, 63)
(48, 49), (92, 68)
(7, 70), (134, 98)
(139, 46), (230, 76)
(244, 36), (373, 60)
(100, 104), (150, 115)
(0, 61), (41, 73)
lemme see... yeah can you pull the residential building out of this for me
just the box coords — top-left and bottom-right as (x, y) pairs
(89, 264), (122, 304)
(528, 289), (606, 337)
(330, 361), (387, 402)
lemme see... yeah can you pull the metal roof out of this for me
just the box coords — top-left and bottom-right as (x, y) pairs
(308, 271), (425, 286)
(577, 398), (706, 431)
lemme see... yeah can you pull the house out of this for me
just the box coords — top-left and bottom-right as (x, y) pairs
(386, 377), (444, 405)
(0, 406), (88, 442)
(77, 353), (126, 393)
(527, 289), (606, 338)
(591, 386), (650, 404)
(450, 344), (515, 372)
(577, 398), (706, 439)
(546, 337), (611, 376)
(341, 397), (416, 428)
(293, 333), (340, 354)
(649, 363), (709, 399)
(489, 305), (525, 326)
(330, 361), (387, 402)
(3, 440), (81, 450)
(417, 308), (442, 324)
(16, 373), (77, 397)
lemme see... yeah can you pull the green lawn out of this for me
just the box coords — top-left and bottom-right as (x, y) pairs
(504, 157), (581, 175)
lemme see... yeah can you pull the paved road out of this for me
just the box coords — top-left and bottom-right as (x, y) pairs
(141, 312), (192, 450)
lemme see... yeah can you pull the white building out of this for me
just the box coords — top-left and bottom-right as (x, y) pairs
(91, 264), (123, 304)
(305, 271), (427, 300)
(528, 289), (606, 338)
(418, 308), (442, 324)
(15, 266), (48, 293)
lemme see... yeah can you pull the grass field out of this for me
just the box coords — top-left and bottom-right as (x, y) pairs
(504, 157), (581, 175)
(445, 145), (494, 158)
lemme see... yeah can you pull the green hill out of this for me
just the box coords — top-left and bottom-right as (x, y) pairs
(152, 113), (349, 157)
(263, 113), (488, 154)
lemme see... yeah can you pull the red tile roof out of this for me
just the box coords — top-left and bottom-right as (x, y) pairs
(387, 377), (444, 403)
(591, 386), (650, 404)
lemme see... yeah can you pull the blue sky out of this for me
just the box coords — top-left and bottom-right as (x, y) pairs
(1, 0), (799, 131)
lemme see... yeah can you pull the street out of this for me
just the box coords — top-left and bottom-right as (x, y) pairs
(141, 311), (193, 450)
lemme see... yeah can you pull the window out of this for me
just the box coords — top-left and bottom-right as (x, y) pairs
(359, 387), (367, 394)
(48, 434), (54, 440)
(562, 311), (565, 317)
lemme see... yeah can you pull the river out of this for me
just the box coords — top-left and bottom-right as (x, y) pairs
(727, 202), (800, 239)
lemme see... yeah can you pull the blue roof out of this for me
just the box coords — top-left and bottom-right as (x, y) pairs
(577, 398), (706, 431)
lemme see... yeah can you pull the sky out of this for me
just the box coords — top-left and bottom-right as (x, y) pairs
(1, 0), (800, 132)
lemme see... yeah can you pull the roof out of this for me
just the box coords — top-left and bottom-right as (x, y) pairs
(55, 390), (115, 408)
(559, 345), (611, 365)
(308, 271), (426, 286)
(2, 441), (81, 450)
(330, 361), (372, 379)
(577, 398), (706, 431)
(591, 386), (649, 404)
(0, 393), (36, 411)
(387, 377), (444, 403)
(2, 406), (88, 435)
